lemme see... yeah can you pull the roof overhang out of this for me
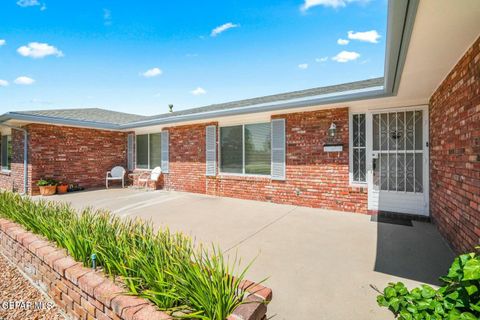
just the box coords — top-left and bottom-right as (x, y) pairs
(0, 112), (122, 130)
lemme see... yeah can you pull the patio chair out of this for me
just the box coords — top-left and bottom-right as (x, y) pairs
(138, 166), (162, 189)
(106, 166), (126, 188)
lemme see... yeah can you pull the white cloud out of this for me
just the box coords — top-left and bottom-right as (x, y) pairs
(0, 40), (5, 46)
(301, 0), (368, 11)
(103, 9), (112, 26)
(142, 67), (162, 78)
(298, 63), (308, 69)
(191, 87), (206, 95)
(332, 50), (360, 62)
(337, 38), (349, 45)
(315, 56), (328, 62)
(211, 22), (239, 37)
(17, 42), (63, 58)
(347, 30), (380, 43)
(16, 0), (39, 7)
(40, 3), (46, 10)
(0, 80), (9, 87)
(14, 76), (35, 85)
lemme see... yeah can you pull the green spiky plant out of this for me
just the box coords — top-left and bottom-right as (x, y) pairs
(0, 191), (264, 319)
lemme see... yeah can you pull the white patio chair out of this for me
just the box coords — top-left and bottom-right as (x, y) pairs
(106, 166), (126, 189)
(138, 166), (162, 189)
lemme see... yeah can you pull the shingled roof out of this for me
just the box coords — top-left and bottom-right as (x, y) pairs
(10, 108), (148, 126)
(134, 77), (384, 123)
(1, 77), (384, 129)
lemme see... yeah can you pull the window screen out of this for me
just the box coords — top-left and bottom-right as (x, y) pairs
(352, 114), (366, 183)
(245, 123), (271, 175)
(149, 133), (162, 169)
(1, 135), (12, 171)
(136, 134), (149, 169)
(220, 126), (243, 174)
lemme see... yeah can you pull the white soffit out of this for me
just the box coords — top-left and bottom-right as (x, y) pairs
(348, 0), (480, 111)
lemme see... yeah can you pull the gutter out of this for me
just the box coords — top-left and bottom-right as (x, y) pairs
(0, 112), (120, 130)
(0, 124), (28, 195)
(120, 87), (387, 129)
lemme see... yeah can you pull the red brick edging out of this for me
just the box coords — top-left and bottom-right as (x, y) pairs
(0, 218), (272, 320)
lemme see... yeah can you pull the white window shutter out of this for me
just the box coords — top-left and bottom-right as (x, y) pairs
(127, 133), (135, 171)
(161, 131), (169, 173)
(271, 119), (286, 180)
(205, 125), (217, 176)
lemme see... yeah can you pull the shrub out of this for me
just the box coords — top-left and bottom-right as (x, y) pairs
(36, 178), (58, 186)
(0, 191), (262, 319)
(377, 250), (480, 320)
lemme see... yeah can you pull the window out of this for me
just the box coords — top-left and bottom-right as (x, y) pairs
(136, 134), (161, 169)
(352, 114), (366, 183)
(149, 133), (162, 169)
(1, 135), (12, 171)
(220, 123), (271, 175)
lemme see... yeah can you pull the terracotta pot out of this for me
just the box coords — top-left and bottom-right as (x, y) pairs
(39, 185), (57, 196)
(56, 185), (68, 194)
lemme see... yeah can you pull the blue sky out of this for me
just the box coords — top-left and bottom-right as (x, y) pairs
(0, 0), (387, 115)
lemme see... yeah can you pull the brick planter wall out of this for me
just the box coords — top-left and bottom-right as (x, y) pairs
(429, 36), (480, 253)
(158, 107), (367, 213)
(0, 218), (272, 320)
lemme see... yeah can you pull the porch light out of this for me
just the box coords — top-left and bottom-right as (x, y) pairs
(328, 123), (337, 137)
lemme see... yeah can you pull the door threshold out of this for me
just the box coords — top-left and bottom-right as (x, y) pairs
(369, 210), (431, 224)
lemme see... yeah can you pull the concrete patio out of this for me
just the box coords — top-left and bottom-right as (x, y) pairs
(37, 189), (455, 320)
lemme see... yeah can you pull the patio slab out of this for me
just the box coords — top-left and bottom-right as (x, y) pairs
(36, 188), (455, 320)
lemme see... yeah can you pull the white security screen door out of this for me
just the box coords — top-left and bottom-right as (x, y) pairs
(367, 107), (429, 216)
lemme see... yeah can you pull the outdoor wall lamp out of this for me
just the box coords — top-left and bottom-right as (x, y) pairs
(328, 123), (337, 137)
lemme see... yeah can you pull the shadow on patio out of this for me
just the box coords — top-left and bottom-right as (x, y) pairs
(373, 216), (455, 286)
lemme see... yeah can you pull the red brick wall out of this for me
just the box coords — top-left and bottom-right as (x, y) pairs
(212, 108), (367, 212)
(163, 122), (216, 194)
(27, 124), (128, 195)
(158, 107), (367, 213)
(429, 36), (480, 253)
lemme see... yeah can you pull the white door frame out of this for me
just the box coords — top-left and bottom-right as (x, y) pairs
(365, 105), (429, 216)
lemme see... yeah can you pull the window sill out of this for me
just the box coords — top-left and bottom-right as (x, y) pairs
(349, 182), (367, 187)
(218, 173), (271, 181)
(0, 170), (12, 176)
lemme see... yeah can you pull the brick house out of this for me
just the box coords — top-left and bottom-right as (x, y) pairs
(0, 1), (479, 253)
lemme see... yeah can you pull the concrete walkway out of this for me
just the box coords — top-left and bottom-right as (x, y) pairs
(37, 189), (455, 320)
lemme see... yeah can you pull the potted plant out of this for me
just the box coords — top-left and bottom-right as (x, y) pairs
(37, 178), (58, 196)
(56, 181), (68, 194)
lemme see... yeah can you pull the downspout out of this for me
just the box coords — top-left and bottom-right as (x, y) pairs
(1, 124), (28, 195)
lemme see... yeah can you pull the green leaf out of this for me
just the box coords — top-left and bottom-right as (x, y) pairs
(421, 285), (437, 299)
(464, 284), (478, 296)
(395, 282), (409, 296)
(459, 312), (478, 320)
(470, 302), (480, 312)
(462, 259), (480, 281)
(377, 295), (389, 307)
(447, 309), (461, 320)
(400, 310), (413, 320)
(410, 288), (422, 300)
(389, 297), (401, 313)
(385, 286), (397, 298)
(448, 257), (462, 278)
